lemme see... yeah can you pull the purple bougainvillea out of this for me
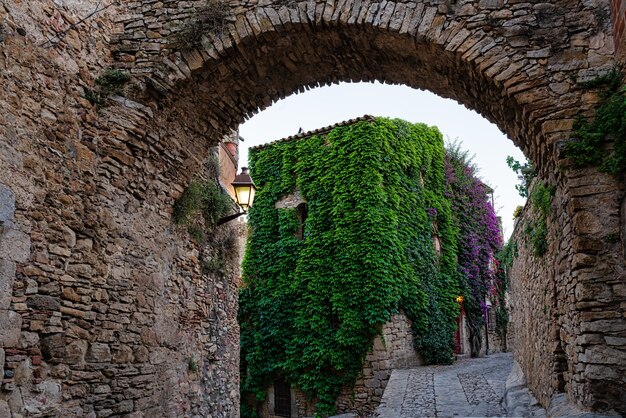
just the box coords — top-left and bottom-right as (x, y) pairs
(445, 142), (502, 356)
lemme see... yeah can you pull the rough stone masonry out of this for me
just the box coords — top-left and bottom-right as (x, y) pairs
(0, 0), (625, 416)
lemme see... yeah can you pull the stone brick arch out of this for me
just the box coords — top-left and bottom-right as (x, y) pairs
(108, 0), (624, 414)
(114, 0), (615, 172)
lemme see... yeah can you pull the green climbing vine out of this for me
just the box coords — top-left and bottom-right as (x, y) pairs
(564, 67), (626, 174)
(523, 182), (555, 257)
(239, 118), (503, 416)
(493, 239), (517, 351)
(506, 156), (536, 198)
(239, 118), (460, 416)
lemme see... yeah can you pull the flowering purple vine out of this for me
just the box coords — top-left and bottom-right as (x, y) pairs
(445, 142), (502, 356)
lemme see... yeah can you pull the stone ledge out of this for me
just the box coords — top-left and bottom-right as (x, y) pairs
(504, 361), (621, 418)
(504, 361), (547, 417)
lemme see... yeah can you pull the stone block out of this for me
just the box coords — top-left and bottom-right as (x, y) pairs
(584, 364), (620, 380)
(116, 400), (134, 413)
(41, 334), (66, 361)
(64, 339), (88, 365)
(20, 331), (39, 349)
(0, 400), (9, 418)
(0, 228), (30, 263)
(22, 380), (62, 415)
(0, 184), (15, 225)
(86, 343), (112, 363)
(113, 344), (134, 364)
(0, 348), (4, 381)
(0, 310), (22, 347)
(373, 336), (386, 351)
(580, 319), (626, 334)
(581, 346), (626, 365)
(0, 259), (16, 310)
(604, 336), (626, 346)
(26, 295), (61, 311)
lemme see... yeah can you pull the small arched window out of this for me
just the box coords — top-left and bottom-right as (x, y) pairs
(295, 203), (308, 240)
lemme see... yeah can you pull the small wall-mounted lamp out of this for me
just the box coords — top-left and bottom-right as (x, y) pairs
(217, 167), (257, 225)
(455, 295), (464, 304)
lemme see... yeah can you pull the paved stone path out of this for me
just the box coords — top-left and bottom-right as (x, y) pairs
(374, 352), (513, 418)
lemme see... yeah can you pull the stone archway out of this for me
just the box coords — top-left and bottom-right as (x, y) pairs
(0, 0), (624, 416)
(114, 0), (615, 173)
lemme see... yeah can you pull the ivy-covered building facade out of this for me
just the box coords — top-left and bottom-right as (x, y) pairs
(239, 116), (504, 417)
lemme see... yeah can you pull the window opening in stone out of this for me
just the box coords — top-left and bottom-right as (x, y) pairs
(487, 306), (496, 332)
(295, 203), (308, 240)
(274, 378), (291, 417)
(329, 311), (340, 331)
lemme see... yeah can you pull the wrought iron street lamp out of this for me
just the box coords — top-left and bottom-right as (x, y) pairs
(217, 167), (256, 225)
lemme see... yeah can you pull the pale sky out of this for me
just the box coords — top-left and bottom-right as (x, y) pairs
(238, 81), (526, 240)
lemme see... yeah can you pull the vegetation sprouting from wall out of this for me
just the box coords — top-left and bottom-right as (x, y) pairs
(445, 143), (502, 357)
(239, 118), (501, 416)
(521, 182), (555, 258)
(172, 154), (239, 274)
(564, 67), (626, 174)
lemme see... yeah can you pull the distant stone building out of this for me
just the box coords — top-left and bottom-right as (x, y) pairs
(240, 116), (502, 417)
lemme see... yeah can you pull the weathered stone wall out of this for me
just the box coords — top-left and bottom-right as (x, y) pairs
(335, 313), (423, 415)
(1, 0), (625, 415)
(110, 0), (617, 173)
(0, 1), (241, 416)
(486, 304), (512, 354)
(509, 171), (626, 415)
(612, 0), (626, 58)
(262, 313), (421, 417)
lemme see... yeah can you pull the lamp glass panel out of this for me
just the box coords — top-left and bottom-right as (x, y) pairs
(235, 185), (251, 208)
(248, 187), (256, 207)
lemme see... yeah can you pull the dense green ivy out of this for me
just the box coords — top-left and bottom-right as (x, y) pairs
(239, 118), (464, 415)
(564, 67), (626, 174)
(523, 182), (555, 257)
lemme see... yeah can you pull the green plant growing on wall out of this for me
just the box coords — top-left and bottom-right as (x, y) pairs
(188, 357), (198, 372)
(523, 182), (555, 257)
(83, 88), (106, 107)
(173, 154), (236, 244)
(84, 68), (131, 107)
(564, 67), (626, 174)
(239, 118), (462, 416)
(506, 156), (536, 198)
(95, 69), (131, 94)
(173, 160), (234, 239)
(172, 0), (232, 50)
(513, 205), (523, 219)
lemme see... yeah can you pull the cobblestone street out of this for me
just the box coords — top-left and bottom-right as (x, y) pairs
(374, 352), (513, 417)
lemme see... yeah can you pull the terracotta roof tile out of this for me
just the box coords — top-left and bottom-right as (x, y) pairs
(250, 114), (376, 151)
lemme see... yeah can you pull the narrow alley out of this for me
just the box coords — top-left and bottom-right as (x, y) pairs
(374, 353), (513, 418)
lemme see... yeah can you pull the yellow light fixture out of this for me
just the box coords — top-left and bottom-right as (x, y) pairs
(232, 167), (256, 211)
(455, 296), (464, 303)
(217, 167), (257, 225)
